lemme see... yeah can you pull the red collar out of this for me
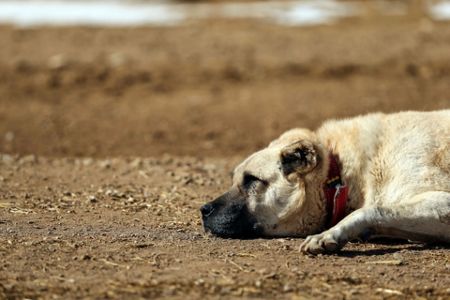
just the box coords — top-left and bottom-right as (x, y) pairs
(323, 153), (349, 227)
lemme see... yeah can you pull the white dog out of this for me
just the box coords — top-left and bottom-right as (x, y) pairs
(201, 110), (450, 254)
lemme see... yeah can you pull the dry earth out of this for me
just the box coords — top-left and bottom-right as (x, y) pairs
(1, 155), (449, 299)
(0, 5), (450, 300)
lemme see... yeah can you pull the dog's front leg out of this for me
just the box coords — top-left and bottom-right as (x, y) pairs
(299, 206), (382, 255)
(300, 191), (450, 255)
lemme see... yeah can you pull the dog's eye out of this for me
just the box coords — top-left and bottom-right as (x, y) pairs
(242, 173), (263, 188)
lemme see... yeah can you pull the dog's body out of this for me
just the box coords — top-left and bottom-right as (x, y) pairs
(201, 110), (450, 254)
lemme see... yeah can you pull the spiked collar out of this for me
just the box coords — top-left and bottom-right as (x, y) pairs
(323, 153), (349, 227)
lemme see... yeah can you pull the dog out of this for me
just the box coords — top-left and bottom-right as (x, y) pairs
(201, 110), (450, 254)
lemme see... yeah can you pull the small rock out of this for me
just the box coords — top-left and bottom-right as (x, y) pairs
(283, 284), (293, 293)
(376, 288), (403, 296)
(82, 158), (94, 166)
(48, 54), (68, 70)
(99, 160), (112, 169)
(392, 253), (403, 260)
(194, 278), (205, 286)
(105, 189), (124, 199)
(129, 158), (142, 169)
(1, 154), (15, 164)
(87, 195), (97, 203)
(19, 155), (36, 165)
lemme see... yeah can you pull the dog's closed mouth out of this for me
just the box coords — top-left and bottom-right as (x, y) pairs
(201, 192), (263, 238)
(202, 213), (261, 239)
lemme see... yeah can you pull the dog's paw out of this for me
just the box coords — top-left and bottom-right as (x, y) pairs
(299, 231), (345, 255)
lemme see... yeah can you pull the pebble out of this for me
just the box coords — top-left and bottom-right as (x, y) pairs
(82, 158), (94, 166)
(18, 155), (36, 165)
(1, 154), (15, 164)
(393, 253), (403, 260)
(48, 54), (68, 70)
(283, 284), (293, 293)
(99, 160), (112, 169)
(129, 158), (142, 169)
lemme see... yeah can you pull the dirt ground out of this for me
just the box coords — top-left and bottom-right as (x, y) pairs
(0, 5), (450, 300)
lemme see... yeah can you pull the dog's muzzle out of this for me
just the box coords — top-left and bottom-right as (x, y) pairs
(201, 189), (262, 238)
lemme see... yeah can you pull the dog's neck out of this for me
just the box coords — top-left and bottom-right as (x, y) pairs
(323, 153), (349, 227)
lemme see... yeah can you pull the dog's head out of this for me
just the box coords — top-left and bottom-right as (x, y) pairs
(201, 129), (329, 238)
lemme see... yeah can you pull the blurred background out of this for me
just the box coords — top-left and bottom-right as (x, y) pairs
(0, 0), (449, 158)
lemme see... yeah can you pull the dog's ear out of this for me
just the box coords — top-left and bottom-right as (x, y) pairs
(280, 140), (318, 176)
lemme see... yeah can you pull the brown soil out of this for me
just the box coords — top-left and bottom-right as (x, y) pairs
(0, 9), (450, 300)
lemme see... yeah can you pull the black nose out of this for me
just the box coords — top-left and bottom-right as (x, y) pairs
(200, 203), (214, 217)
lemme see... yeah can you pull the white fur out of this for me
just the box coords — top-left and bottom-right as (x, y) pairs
(232, 110), (450, 254)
